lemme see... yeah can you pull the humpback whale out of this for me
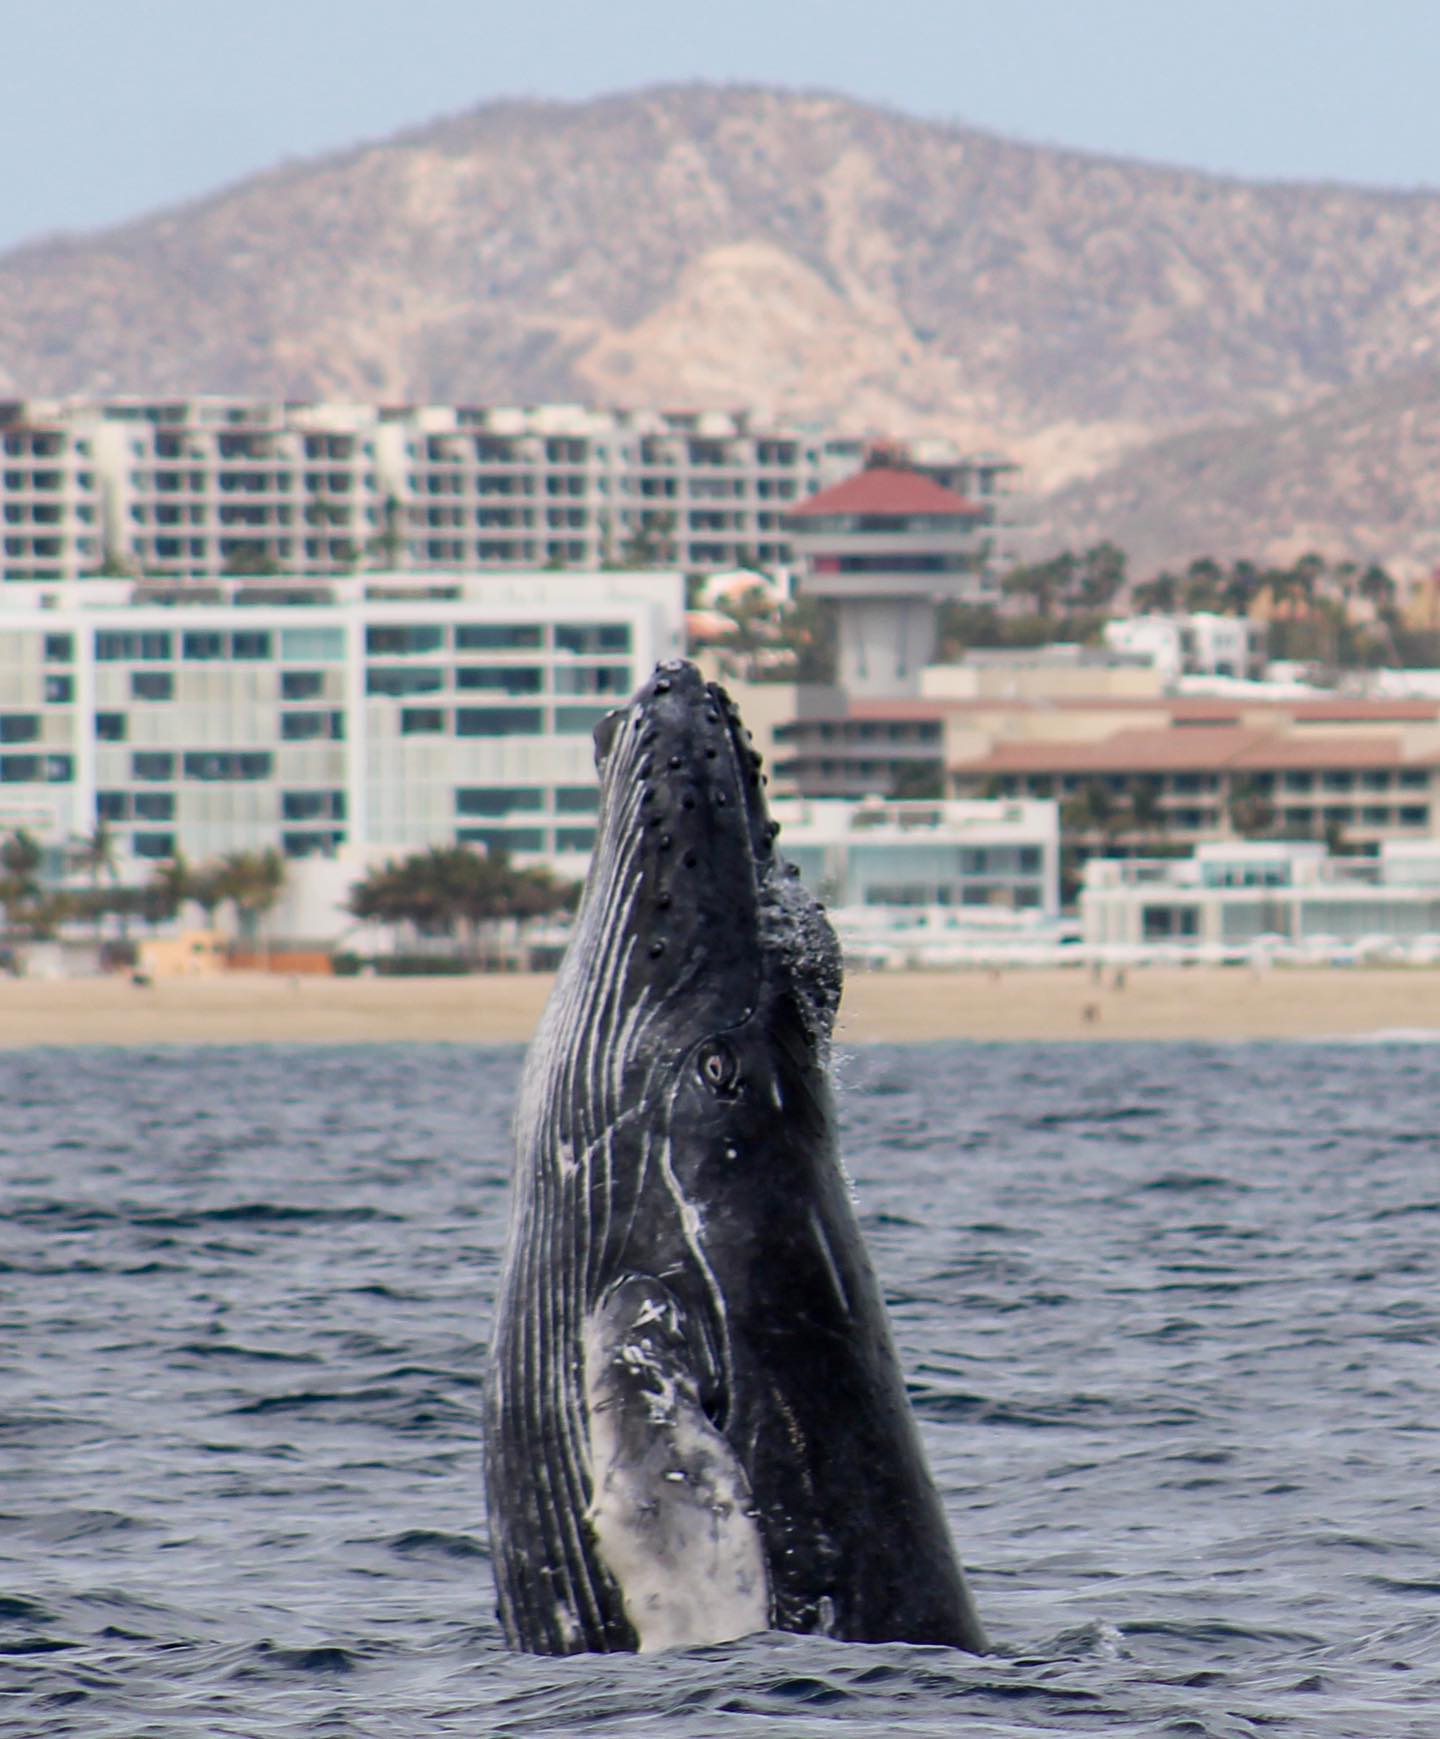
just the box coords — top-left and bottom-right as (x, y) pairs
(484, 661), (986, 1656)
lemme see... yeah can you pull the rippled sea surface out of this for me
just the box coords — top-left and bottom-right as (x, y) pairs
(3, 1039), (1440, 1736)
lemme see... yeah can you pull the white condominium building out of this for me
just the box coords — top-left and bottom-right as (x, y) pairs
(0, 398), (1021, 584)
(0, 569), (684, 877)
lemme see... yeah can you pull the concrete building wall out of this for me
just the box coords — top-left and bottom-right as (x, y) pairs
(0, 569), (684, 880)
(0, 399), (1023, 585)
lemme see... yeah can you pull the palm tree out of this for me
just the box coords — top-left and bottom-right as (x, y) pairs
(1181, 557), (1224, 613)
(0, 829), (43, 941)
(1126, 778), (1166, 842)
(138, 856), (191, 934)
(1075, 543), (1127, 612)
(1228, 776), (1276, 839)
(1221, 560), (1262, 617)
(68, 821), (121, 942)
(1132, 570), (1180, 614)
(1358, 564), (1396, 613)
(187, 861), (229, 929)
(214, 849), (286, 961)
(348, 846), (579, 967)
(1003, 553), (1074, 620)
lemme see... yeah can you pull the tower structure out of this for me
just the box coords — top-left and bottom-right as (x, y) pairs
(785, 466), (995, 697)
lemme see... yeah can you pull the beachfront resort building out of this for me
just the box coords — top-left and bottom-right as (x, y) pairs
(0, 568), (684, 879)
(1102, 613), (1267, 682)
(947, 694), (1440, 852)
(771, 795), (1060, 916)
(1082, 839), (1440, 953)
(772, 682), (1440, 853)
(0, 397), (1022, 585)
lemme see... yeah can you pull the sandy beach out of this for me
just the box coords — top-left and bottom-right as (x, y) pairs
(0, 965), (1438, 1047)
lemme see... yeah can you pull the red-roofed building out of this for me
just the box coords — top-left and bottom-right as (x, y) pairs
(774, 688), (1440, 867)
(785, 464), (999, 700)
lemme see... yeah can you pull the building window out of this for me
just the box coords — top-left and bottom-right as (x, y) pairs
(43, 634), (73, 662)
(97, 630), (173, 661)
(1142, 904), (1198, 939)
(183, 751), (273, 781)
(554, 704), (612, 734)
(401, 707), (447, 734)
(555, 827), (596, 852)
(44, 674), (72, 704)
(454, 623), (543, 650)
(455, 787), (545, 817)
(97, 791), (131, 820)
(0, 714), (39, 744)
(555, 785), (599, 813)
(0, 755), (42, 782)
(281, 791), (345, 821)
(281, 830), (345, 857)
(457, 826), (546, 853)
(281, 670), (325, 700)
(366, 666), (445, 697)
(366, 623), (445, 656)
(280, 626), (345, 662)
(455, 707), (543, 737)
(131, 752), (175, 781)
(231, 630), (273, 660)
(554, 623), (631, 655)
(182, 631), (225, 660)
(45, 756), (73, 783)
(134, 792), (175, 821)
(133, 832), (176, 859)
(94, 712), (127, 742)
(131, 671), (174, 702)
(553, 663), (631, 696)
(280, 711), (329, 740)
(455, 665), (543, 694)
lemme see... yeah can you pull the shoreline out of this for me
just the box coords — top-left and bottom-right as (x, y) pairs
(0, 966), (1439, 1047)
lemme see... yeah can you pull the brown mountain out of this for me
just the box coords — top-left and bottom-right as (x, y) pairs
(4, 83), (1440, 563)
(1041, 362), (1440, 575)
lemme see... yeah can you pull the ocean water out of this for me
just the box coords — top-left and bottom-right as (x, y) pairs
(2, 1038), (1438, 1737)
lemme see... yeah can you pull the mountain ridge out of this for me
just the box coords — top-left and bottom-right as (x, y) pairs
(4, 82), (1440, 568)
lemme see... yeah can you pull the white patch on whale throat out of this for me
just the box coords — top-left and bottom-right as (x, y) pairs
(583, 1306), (769, 1653)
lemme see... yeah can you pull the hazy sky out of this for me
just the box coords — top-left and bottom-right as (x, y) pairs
(4, 0), (1439, 253)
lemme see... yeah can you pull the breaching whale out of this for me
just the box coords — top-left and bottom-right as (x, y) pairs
(484, 661), (987, 1656)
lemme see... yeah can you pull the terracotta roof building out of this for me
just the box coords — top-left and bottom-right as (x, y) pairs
(785, 465), (999, 701)
(776, 689), (1440, 854)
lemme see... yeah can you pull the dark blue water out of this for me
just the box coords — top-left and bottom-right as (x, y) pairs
(2, 1040), (1438, 1737)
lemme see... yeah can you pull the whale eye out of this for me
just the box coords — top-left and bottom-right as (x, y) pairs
(697, 1041), (740, 1094)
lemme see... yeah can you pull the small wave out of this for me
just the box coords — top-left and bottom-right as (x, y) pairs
(0, 1595), (55, 1624)
(386, 1528), (489, 1560)
(1140, 1171), (1247, 1193)
(226, 1640), (360, 1677)
(174, 1340), (320, 1364)
(0, 1635), (77, 1655)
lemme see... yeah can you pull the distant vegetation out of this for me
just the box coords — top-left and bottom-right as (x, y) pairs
(0, 829), (582, 970)
(347, 846), (579, 965)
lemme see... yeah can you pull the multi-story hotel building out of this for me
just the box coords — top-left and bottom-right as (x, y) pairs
(0, 569), (683, 877)
(0, 398), (1022, 584)
(774, 688), (1440, 855)
(1083, 839), (1440, 951)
